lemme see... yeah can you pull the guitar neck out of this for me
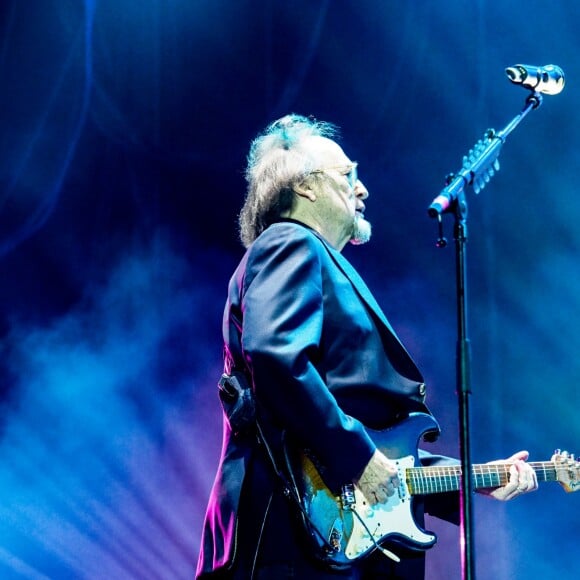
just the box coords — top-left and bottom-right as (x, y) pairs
(407, 461), (559, 495)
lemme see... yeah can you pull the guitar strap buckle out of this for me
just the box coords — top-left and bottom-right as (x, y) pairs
(218, 371), (256, 435)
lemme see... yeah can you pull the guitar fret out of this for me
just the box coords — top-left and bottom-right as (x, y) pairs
(407, 461), (561, 495)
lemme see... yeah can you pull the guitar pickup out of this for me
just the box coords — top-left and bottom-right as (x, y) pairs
(341, 483), (356, 509)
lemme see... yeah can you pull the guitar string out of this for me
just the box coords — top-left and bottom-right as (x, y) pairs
(406, 462), (565, 494)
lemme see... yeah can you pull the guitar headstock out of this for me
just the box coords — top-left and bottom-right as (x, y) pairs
(553, 450), (580, 493)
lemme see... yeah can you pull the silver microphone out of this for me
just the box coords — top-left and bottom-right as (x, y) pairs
(505, 64), (565, 95)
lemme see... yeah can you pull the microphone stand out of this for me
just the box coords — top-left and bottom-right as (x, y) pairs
(428, 90), (543, 580)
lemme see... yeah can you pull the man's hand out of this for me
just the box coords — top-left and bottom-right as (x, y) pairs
(355, 449), (399, 505)
(481, 450), (539, 501)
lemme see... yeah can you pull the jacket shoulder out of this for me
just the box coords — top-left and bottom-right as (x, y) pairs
(244, 223), (326, 277)
(251, 221), (325, 252)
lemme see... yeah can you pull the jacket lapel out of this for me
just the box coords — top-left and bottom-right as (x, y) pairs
(282, 221), (415, 362)
(315, 235), (396, 330)
(321, 242), (426, 385)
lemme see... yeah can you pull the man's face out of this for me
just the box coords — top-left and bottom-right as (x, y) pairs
(305, 137), (371, 248)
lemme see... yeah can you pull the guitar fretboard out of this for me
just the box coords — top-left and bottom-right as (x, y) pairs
(407, 462), (559, 495)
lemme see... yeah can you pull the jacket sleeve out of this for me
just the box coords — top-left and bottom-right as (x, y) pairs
(240, 226), (375, 491)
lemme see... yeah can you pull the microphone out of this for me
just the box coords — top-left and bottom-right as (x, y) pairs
(505, 64), (565, 95)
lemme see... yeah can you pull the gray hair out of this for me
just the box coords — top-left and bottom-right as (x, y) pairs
(239, 114), (338, 248)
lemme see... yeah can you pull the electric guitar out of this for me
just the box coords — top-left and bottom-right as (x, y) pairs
(287, 412), (579, 566)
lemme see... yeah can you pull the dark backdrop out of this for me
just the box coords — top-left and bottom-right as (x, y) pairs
(0, 1), (578, 578)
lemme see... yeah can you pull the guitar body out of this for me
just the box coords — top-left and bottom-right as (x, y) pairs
(289, 412), (441, 567)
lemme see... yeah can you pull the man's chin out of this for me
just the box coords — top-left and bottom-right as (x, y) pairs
(350, 217), (372, 246)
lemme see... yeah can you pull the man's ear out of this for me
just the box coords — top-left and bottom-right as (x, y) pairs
(293, 179), (317, 202)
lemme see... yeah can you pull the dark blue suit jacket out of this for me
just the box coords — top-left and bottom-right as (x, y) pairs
(197, 221), (455, 576)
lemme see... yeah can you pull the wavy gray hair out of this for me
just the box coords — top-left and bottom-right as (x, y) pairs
(239, 114), (338, 248)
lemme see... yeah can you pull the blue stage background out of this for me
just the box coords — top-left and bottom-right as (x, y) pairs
(0, 1), (578, 578)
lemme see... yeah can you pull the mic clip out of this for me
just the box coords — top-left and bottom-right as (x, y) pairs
(525, 91), (543, 110)
(428, 129), (502, 219)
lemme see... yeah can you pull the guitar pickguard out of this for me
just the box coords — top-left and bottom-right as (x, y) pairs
(343, 455), (436, 559)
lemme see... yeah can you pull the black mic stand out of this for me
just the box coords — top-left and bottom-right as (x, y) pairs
(428, 90), (543, 580)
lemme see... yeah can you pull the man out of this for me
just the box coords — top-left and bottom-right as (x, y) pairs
(197, 114), (538, 579)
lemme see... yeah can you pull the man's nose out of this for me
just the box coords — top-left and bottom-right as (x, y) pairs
(355, 180), (369, 200)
